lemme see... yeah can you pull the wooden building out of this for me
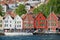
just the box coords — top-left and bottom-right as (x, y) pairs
(23, 13), (34, 32)
(34, 12), (47, 32)
(47, 12), (58, 32)
(0, 16), (3, 31)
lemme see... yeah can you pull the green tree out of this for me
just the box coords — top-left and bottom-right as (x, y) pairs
(15, 4), (27, 16)
(33, 0), (60, 17)
(0, 5), (5, 16)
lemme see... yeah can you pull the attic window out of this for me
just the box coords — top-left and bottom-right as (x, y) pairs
(40, 16), (41, 18)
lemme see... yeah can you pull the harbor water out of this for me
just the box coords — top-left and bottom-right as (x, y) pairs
(0, 35), (60, 40)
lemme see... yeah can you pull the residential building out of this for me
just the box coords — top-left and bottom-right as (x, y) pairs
(34, 12), (47, 32)
(2, 5), (7, 12)
(23, 13), (34, 32)
(14, 15), (23, 32)
(0, 16), (3, 30)
(3, 14), (14, 32)
(47, 12), (58, 32)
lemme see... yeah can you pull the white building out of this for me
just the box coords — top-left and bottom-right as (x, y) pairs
(8, 4), (16, 10)
(25, 0), (41, 6)
(0, 16), (3, 30)
(2, 5), (7, 12)
(14, 15), (23, 30)
(3, 15), (14, 30)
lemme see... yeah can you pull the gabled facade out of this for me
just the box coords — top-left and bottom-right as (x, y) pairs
(57, 16), (60, 32)
(14, 15), (23, 30)
(47, 12), (58, 32)
(34, 12), (47, 32)
(0, 16), (3, 30)
(3, 15), (14, 32)
(23, 13), (34, 31)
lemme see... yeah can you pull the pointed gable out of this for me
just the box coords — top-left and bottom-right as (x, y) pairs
(47, 12), (58, 32)
(23, 13), (34, 21)
(35, 12), (46, 20)
(14, 15), (22, 21)
(4, 14), (13, 20)
(47, 12), (58, 20)
(23, 13), (34, 29)
(34, 12), (47, 30)
(14, 15), (23, 29)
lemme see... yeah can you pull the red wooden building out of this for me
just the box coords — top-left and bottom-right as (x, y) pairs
(22, 13), (34, 32)
(47, 12), (58, 32)
(34, 12), (47, 32)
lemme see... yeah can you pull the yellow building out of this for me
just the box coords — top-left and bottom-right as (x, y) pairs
(0, 16), (3, 30)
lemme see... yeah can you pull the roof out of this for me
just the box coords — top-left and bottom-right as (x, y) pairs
(3, 10), (16, 19)
(22, 12), (34, 20)
(35, 12), (46, 19)
(47, 12), (58, 20)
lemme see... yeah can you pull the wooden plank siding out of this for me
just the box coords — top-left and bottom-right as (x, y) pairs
(47, 12), (58, 32)
(23, 13), (34, 30)
(34, 12), (47, 31)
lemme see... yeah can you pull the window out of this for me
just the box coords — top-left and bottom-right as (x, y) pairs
(40, 20), (45, 22)
(0, 20), (2, 23)
(10, 21), (11, 23)
(0, 24), (2, 27)
(17, 25), (21, 27)
(48, 23), (56, 26)
(5, 24), (8, 27)
(29, 24), (33, 26)
(10, 24), (11, 27)
(15, 21), (16, 23)
(24, 23), (29, 27)
(48, 20), (56, 23)
(5, 21), (8, 23)
(48, 28), (52, 31)
(17, 21), (21, 23)
(40, 24), (45, 26)
(52, 24), (56, 26)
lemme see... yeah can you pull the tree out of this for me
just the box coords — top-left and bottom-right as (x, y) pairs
(0, 5), (5, 16)
(15, 4), (27, 16)
(33, 0), (60, 17)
